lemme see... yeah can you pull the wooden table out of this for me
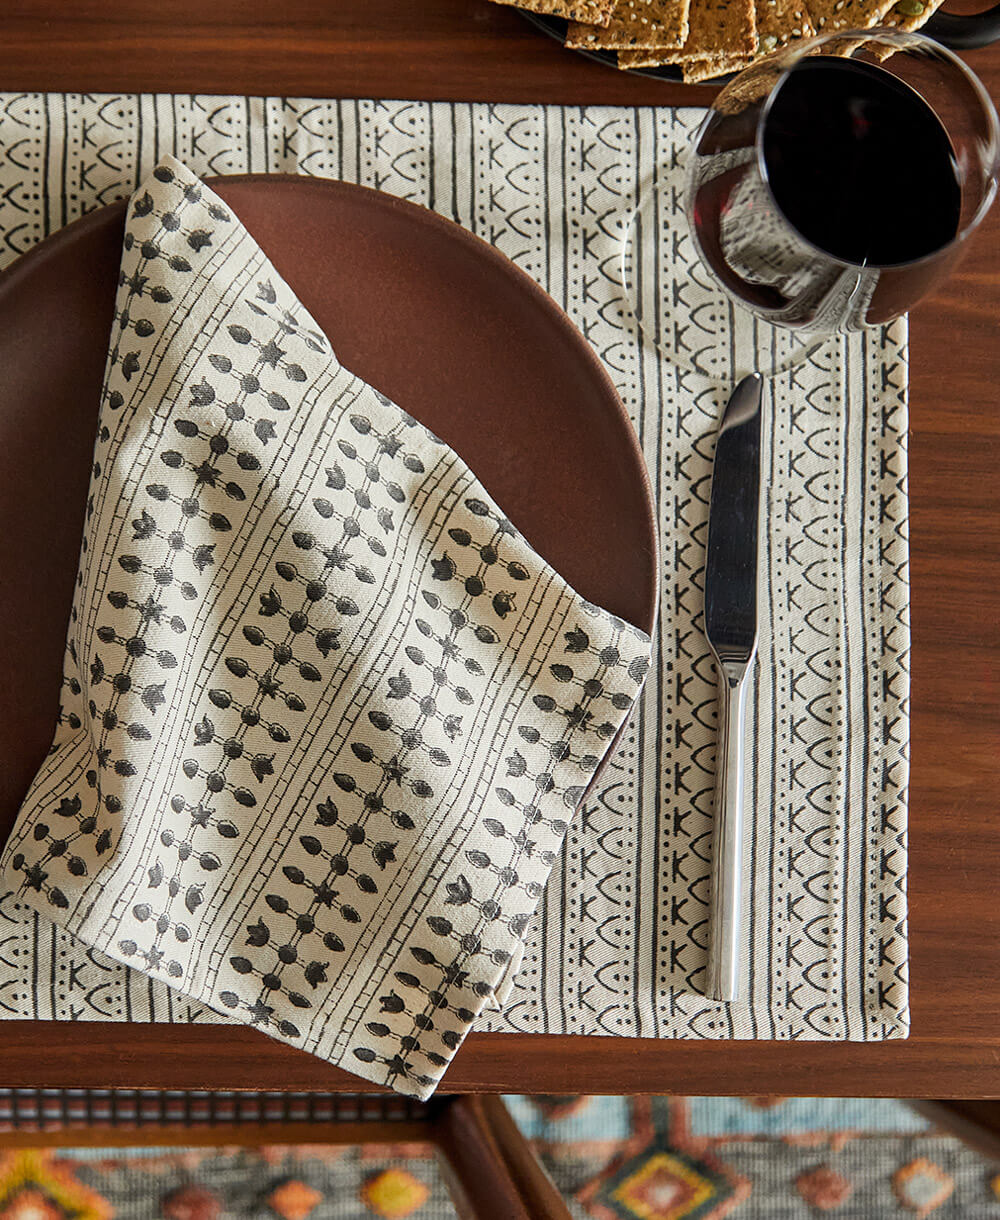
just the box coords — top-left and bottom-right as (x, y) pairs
(1, 0), (998, 1099)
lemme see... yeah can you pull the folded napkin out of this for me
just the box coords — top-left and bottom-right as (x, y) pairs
(0, 156), (652, 1097)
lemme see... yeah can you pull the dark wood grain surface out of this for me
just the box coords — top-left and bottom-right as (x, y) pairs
(0, 0), (998, 1098)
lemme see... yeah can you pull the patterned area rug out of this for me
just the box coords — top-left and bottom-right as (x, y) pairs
(2, 1097), (998, 1218)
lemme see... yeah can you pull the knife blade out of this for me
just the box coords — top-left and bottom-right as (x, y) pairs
(703, 372), (762, 1003)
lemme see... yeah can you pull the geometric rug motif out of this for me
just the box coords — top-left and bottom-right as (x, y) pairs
(0, 1150), (112, 1220)
(577, 1143), (750, 1219)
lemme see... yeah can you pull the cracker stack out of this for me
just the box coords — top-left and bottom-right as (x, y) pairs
(491, 0), (944, 80)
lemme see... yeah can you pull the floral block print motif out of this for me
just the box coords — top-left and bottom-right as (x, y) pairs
(0, 156), (651, 1098)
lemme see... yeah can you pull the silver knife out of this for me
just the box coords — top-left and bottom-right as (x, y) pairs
(703, 373), (762, 1003)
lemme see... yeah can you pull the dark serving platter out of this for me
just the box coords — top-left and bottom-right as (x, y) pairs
(521, 5), (1000, 85)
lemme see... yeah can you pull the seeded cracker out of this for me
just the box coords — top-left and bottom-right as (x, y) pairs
(491, 0), (613, 25)
(565, 0), (690, 50)
(858, 0), (942, 62)
(882, 0), (945, 32)
(616, 47), (683, 67)
(681, 54), (753, 82)
(679, 0), (815, 88)
(619, 0), (811, 73)
(805, 0), (897, 34)
(755, 0), (815, 52)
(618, 0), (757, 68)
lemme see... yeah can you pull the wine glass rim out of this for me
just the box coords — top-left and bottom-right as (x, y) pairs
(748, 27), (1000, 271)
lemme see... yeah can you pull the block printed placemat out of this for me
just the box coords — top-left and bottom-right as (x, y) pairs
(0, 95), (909, 1042)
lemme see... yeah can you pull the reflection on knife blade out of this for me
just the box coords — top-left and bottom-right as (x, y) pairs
(703, 373), (762, 1003)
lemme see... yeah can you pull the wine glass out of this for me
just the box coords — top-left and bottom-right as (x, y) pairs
(621, 28), (1000, 379)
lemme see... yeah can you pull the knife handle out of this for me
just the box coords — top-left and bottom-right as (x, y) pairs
(707, 667), (750, 1003)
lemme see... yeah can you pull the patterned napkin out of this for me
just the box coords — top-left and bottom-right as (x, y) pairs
(0, 156), (652, 1098)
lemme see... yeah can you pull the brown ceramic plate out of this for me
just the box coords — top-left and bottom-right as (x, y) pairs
(0, 176), (658, 843)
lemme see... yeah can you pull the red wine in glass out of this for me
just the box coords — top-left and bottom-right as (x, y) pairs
(691, 53), (971, 330)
